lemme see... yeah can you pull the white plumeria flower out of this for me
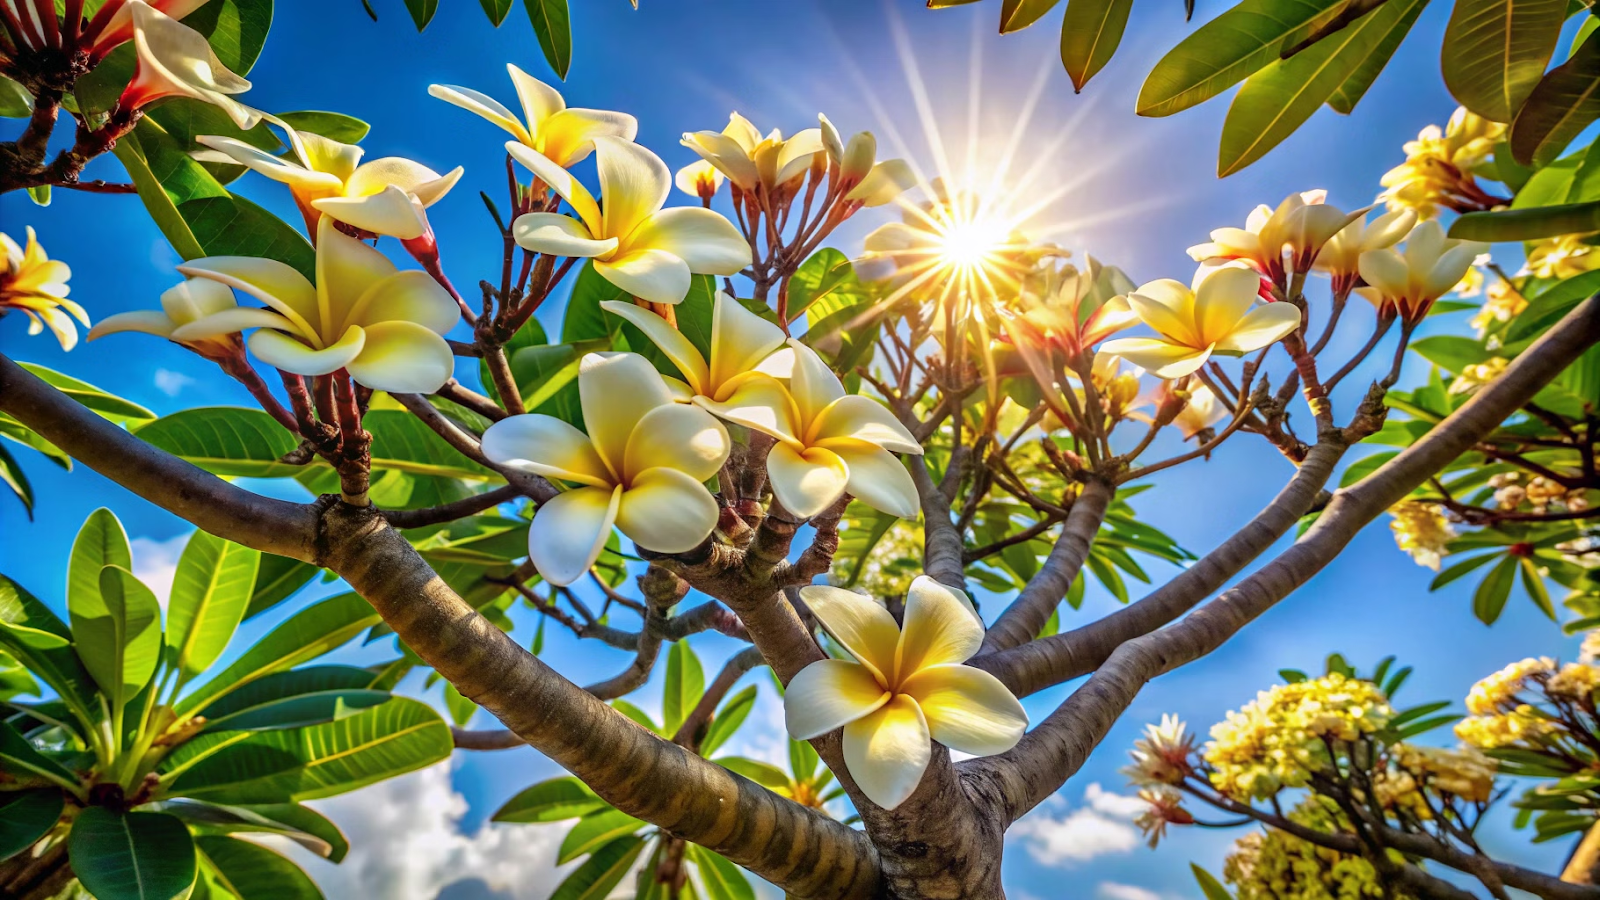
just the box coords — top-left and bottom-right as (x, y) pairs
(1312, 208), (1417, 292)
(88, 277), (241, 357)
(598, 290), (792, 406)
(1100, 263), (1302, 379)
(1170, 385), (1225, 440)
(817, 113), (915, 207)
(481, 352), (731, 586)
(680, 113), (824, 192)
(1188, 190), (1359, 280)
(786, 577), (1028, 810)
(115, 0), (260, 129)
(169, 218), (460, 392)
(674, 159), (725, 201)
(1357, 220), (1489, 322)
(429, 64), (637, 169)
(197, 121), (462, 241)
(85, 0), (209, 58)
(508, 137), (751, 306)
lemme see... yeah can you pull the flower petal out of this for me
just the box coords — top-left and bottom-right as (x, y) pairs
(1191, 263), (1262, 345)
(785, 659), (890, 740)
(1126, 280), (1199, 347)
(899, 664), (1028, 756)
(317, 220), (398, 334)
(707, 292), (788, 393)
(506, 143), (601, 236)
(512, 212), (618, 259)
(599, 299), (711, 391)
(694, 374), (800, 444)
(161, 277), (237, 323)
(482, 414), (612, 488)
(797, 584), (901, 682)
(248, 326), (365, 377)
(623, 403), (730, 484)
(829, 440), (919, 519)
(344, 270), (460, 336)
(1357, 248), (1409, 299)
(1099, 337), (1213, 380)
(195, 135), (342, 196)
(168, 306), (292, 341)
(896, 575), (984, 675)
(428, 83), (531, 145)
(594, 249), (692, 306)
(345, 320), (454, 393)
(1212, 302), (1301, 354)
(312, 185), (428, 241)
(507, 63), (564, 130)
(621, 207), (751, 275)
(784, 339), (846, 424)
(88, 310), (177, 340)
(178, 256), (319, 338)
(843, 695), (931, 811)
(810, 395), (920, 453)
(539, 108), (639, 168)
(594, 135), (670, 243)
(681, 130), (759, 190)
(846, 159), (915, 207)
(529, 485), (621, 586)
(766, 441), (849, 519)
(614, 467), (719, 553)
(578, 351), (674, 480)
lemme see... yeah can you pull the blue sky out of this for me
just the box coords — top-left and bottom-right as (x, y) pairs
(0, 1), (1585, 898)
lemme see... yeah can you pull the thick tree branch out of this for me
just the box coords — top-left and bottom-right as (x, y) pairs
(909, 454), (967, 591)
(390, 392), (555, 502)
(980, 477), (1113, 654)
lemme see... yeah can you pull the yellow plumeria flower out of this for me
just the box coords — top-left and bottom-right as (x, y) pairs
(1, 227), (86, 351)
(115, 1), (260, 129)
(428, 64), (637, 169)
(1357, 220), (1487, 322)
(481, 352), (731, 586)
(1013, 257), (1139, 357)
(680, 113), (824, 193)
(1526, 233), (1600, 280)
(1312, 208), (1417, 294)
(599, 288), (792, 400)
(170, 218), (460, 391)
(1100, 263), (1301, 379)
(509, 137), (751, 306)
(674, 159), (725, 202)
(88, 277), (241, 359)
(785, 577), (1028, 810)
(197, 122), (462, 241)
(1188, 191), (1357, 282)
(1379, 107), (1505, 218)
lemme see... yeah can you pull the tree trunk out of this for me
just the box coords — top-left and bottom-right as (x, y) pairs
(1565, 820), (1600, 885)
(0, 841), (73, 900)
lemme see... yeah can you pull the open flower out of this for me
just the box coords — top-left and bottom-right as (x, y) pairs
(1358, 220), (1487, 323)
(86, 0), (210, 57)
(1380, 108), (1505, 218)
(1011, 257), (1138, 357)
(115, 1), (260, 129)
(170, 218), (460, 392)
(197, 122), (462, 241)
(1170, 384), (1226, 440)
(675, 160), (725, 202)
(1122, 715), (1196, 787)
(1313, 208), (1416, 294)
(509, 137), (750, 306)
(1189, 191), (1356, 282)
(681, 113), (824, 193)
(785, 577), (1028, 810)
(598, 290), (789, 406)
(88, 277), (242, 360)
(1099, 263), (1302, 379)
(1, 228), (85, 351)
(429, 64), (636, 169)
(481, 352), (731, 585)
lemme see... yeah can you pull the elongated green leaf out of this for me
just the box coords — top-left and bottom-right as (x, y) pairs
(183, 0), (274, 75)
(558, 809), (645, 864)
(700, 685), (757, 758)
(1001, 0), (1063, 32)
(1328, 0), (1431, 112)
(1449, 199), (1600, 240)
(715, 756), (791, 790)
(0, 442), (34, 519)
(1473, 555), (1520, 624)
(178, 593), (380, 716)
(199, 666), (385, 724)
(69, 508), (133, 617)
(365, 411), (495, 480)
(1511, 29), (1600, 165)
(81, 566), (163, 709)
(1410, 335), (1494, 372)
(787, 248), (864, 323)
(493, 776), (606, 823)
(0, 75), (30, 117)
(663, 640), (705, 735)
(1441, 0), (1567, 121)
(0, 575), (99, 728)
(1135, 0), (1341, 117)
(276, 111), (370, 145)
(201, 689), (389, 733)
(1429, 551), (1501, 589)
(16, 364), (154, 424)
(135, 408), (304, 478)
(1192, 863), (1236, 900)
(196, 835), (322, 900)
(114, 132), (207, 260)
(240, 804), (348, 863)
(0, 790), (63, 861)
(246, 555), (319, 620)
(404, 0), (439, 29)
(480, 0), (515, 24)
(690, 845), (755, 900)
(549, 836), (645, 900)
(1059, 0), (1135, 91)
(1521, 556), (1557, 619)
(163, 697), (450, 803)
(168, 532), (261, 685)
(70, 808), (196, 900)
(525, 0), (573, 79)
(159, 800), (340, 861)
(0, 719), (78, 789)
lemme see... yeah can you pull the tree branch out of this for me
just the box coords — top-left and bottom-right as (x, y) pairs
(980, 477), (1113, 654)
(381, 484), (524, 528)
(909, 454), (967, 591)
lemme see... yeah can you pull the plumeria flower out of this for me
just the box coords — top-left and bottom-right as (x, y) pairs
(1100, 263), (1302, 379)
(1169, 384), (1226, 440)
(1358, 220), (1488, 323)
(0, 0), (206, 59)
(508, 136), (750, 305)
(1189, 191), (1358, 283)
(481, 352), (731, 586)
(1313, 208), (1417, 295)
(170, 218), (460, 392)
(88, 277), (243, 360)
(785, 577), (1028, 810)
(1012, 257), (1139, 357)
(817, 114), (915, 208)
(428, 65), (636, 169)
(115, 1), (261, 129)
(87, 0), (210, 57)
(681, 113), (824, 193)
(1120, 714), (1196, 786)
(674, 159), (725, 203)
(1, 228), (85, 351)
(598, 289), (790, 403)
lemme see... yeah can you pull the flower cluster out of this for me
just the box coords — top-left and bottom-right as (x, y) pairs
(1386, 501), (1455, 571)
(1379, 107), (1506, 218)
(1525, 233), (1600, 281)
(1390, 744), (1496, 803)
(1455, 657), (1572, 751)
(1223, 798), (1407, 900)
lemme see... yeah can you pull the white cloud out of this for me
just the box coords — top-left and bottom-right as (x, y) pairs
(130, 533), (189, 609)
(269, 761), (570, 900)
(1097, 883), (1167, 900)
(154, 368), (196, 397)
(1008, 782), (1142, 866)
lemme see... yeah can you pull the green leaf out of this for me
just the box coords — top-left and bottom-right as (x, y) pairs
(1521, 556), (1557, 619)
(1441, 0), (1568, 121)
(0, 718), (77, 789)
(1410, 335), (1493, 373)
(183, 0), (275, 75)
(1449, 199), (1600, 240)
(246, 555), (320, 621)
(1429, 551), (1502, 589)
(1135, 0), (1341, 117)
(19, 365), (154, 424)
(69, 508), (133, 619)
(198, 665), (386, 723)
(1001, 0), (1063, 33)
(663, 640), (705, 735)
(79, 565), (163, 709)
(0, 75), (30, 117)
(715, 756), (791, 790)
(525, 0), (573, 79)
(26, 184), (49, 206)
(788, 736), (820, 781)
(549, 836), (645, 900)
(493, 776), (606, 823)
(1473, 555), (1520, 624)
(1328, 0), (1429, 112)
(0, 790), (63, 861)
(163, 697), (451, 803)
(168, 532), (261, 685)
(276, 111), (370, 145)
(200, 689), (389, 733)
(366, 411), (495, 480)
(558, 809), (645, 864)
(443, 682), (477, 727)
(700, 685), (757, 757)
(787, 248), (863, 323)
(0, 575), (99, 729)
(178, 593), (381, 716)
(242, 804), (348, 863)
(1510, 29), (1600, 165)
(135, 408), (303, 478)
(195, 835), (322, 900)
(0, 442), (33, 520)
(113, 128), (210, 261)
(480, 0), (515, 24)
(70, 808), (196, 900)
(1192, 863), (1236, 900)
(690, 845), (755, 900)
(1059, 0), (1135, 91)
(404, 0), (438, 29)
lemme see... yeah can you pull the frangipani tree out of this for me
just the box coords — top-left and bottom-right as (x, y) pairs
(1, 5), (1599, 900)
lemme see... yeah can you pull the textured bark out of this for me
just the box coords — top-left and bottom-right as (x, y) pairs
(1566, 820), (1600, 885)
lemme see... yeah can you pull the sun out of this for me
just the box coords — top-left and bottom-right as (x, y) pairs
(938, 217), (1011, 272)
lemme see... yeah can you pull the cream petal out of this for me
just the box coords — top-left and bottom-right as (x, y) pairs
(345, 156), (448, 197)
(409, 167), (464, 208)
(577, 351), (674, 479)
(1191, 263), (1262, 344)
(343, 271), (460, 335)
(784, 338), (846, 424)
(194, 135), (342, 195)
(1126, 280), (1200, 347)
(1428, 244), (1487, 296)
(896, 575), (984, 676)
(161, 277), (236, 323)
(88, 310), (177, 340)
(539, 108), (640, 168)
(900, 665), (1027, 756)
(785, 659), (891, 740)
(723, 113), (764, 150)
(1366, 209), (1418, 249)
(829, 440), (918, 520)
(694, 375), (800, 445)
(507, 63), (565, 130)
(843, 695), (931, 811)
(312, 185), (428, 241)
(774, 128), (824, 184)
(482, 414), (613, 488)
(316, 220), (398, 333)
(177, 257), (319, 338)
(594, 249), (692, 306)
(345, 320), (454, 393)
(707, 292), (787, 392)
(168, 307), (292, 340)
(248, 326), (365, 377)
(1212, 302), (1301, 355)
(593, 135), (670, 243)
(614, 467), (719, 553)
(428, 83), (531, 144)
(1357, 248), (1410, 300)
(797, 584), (901, 683)
(663, 375), (696, 403)
(809, 395), (919, 453)
(512, 212), (618, 259)
(287, 128), (364, 183)
(766, 441), (849, 519)
(681, 130), (760, 190)
(846, 159), (915, 207)
(599, 299), (711, 391)
(620, 207), (751, 275)
(622, 403), (731, 484)
(1404, 220), (1447, 268)
(529, 485), (621, 587)
(1099, 337), (1213, 380)
(506, 143), (601, 236)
